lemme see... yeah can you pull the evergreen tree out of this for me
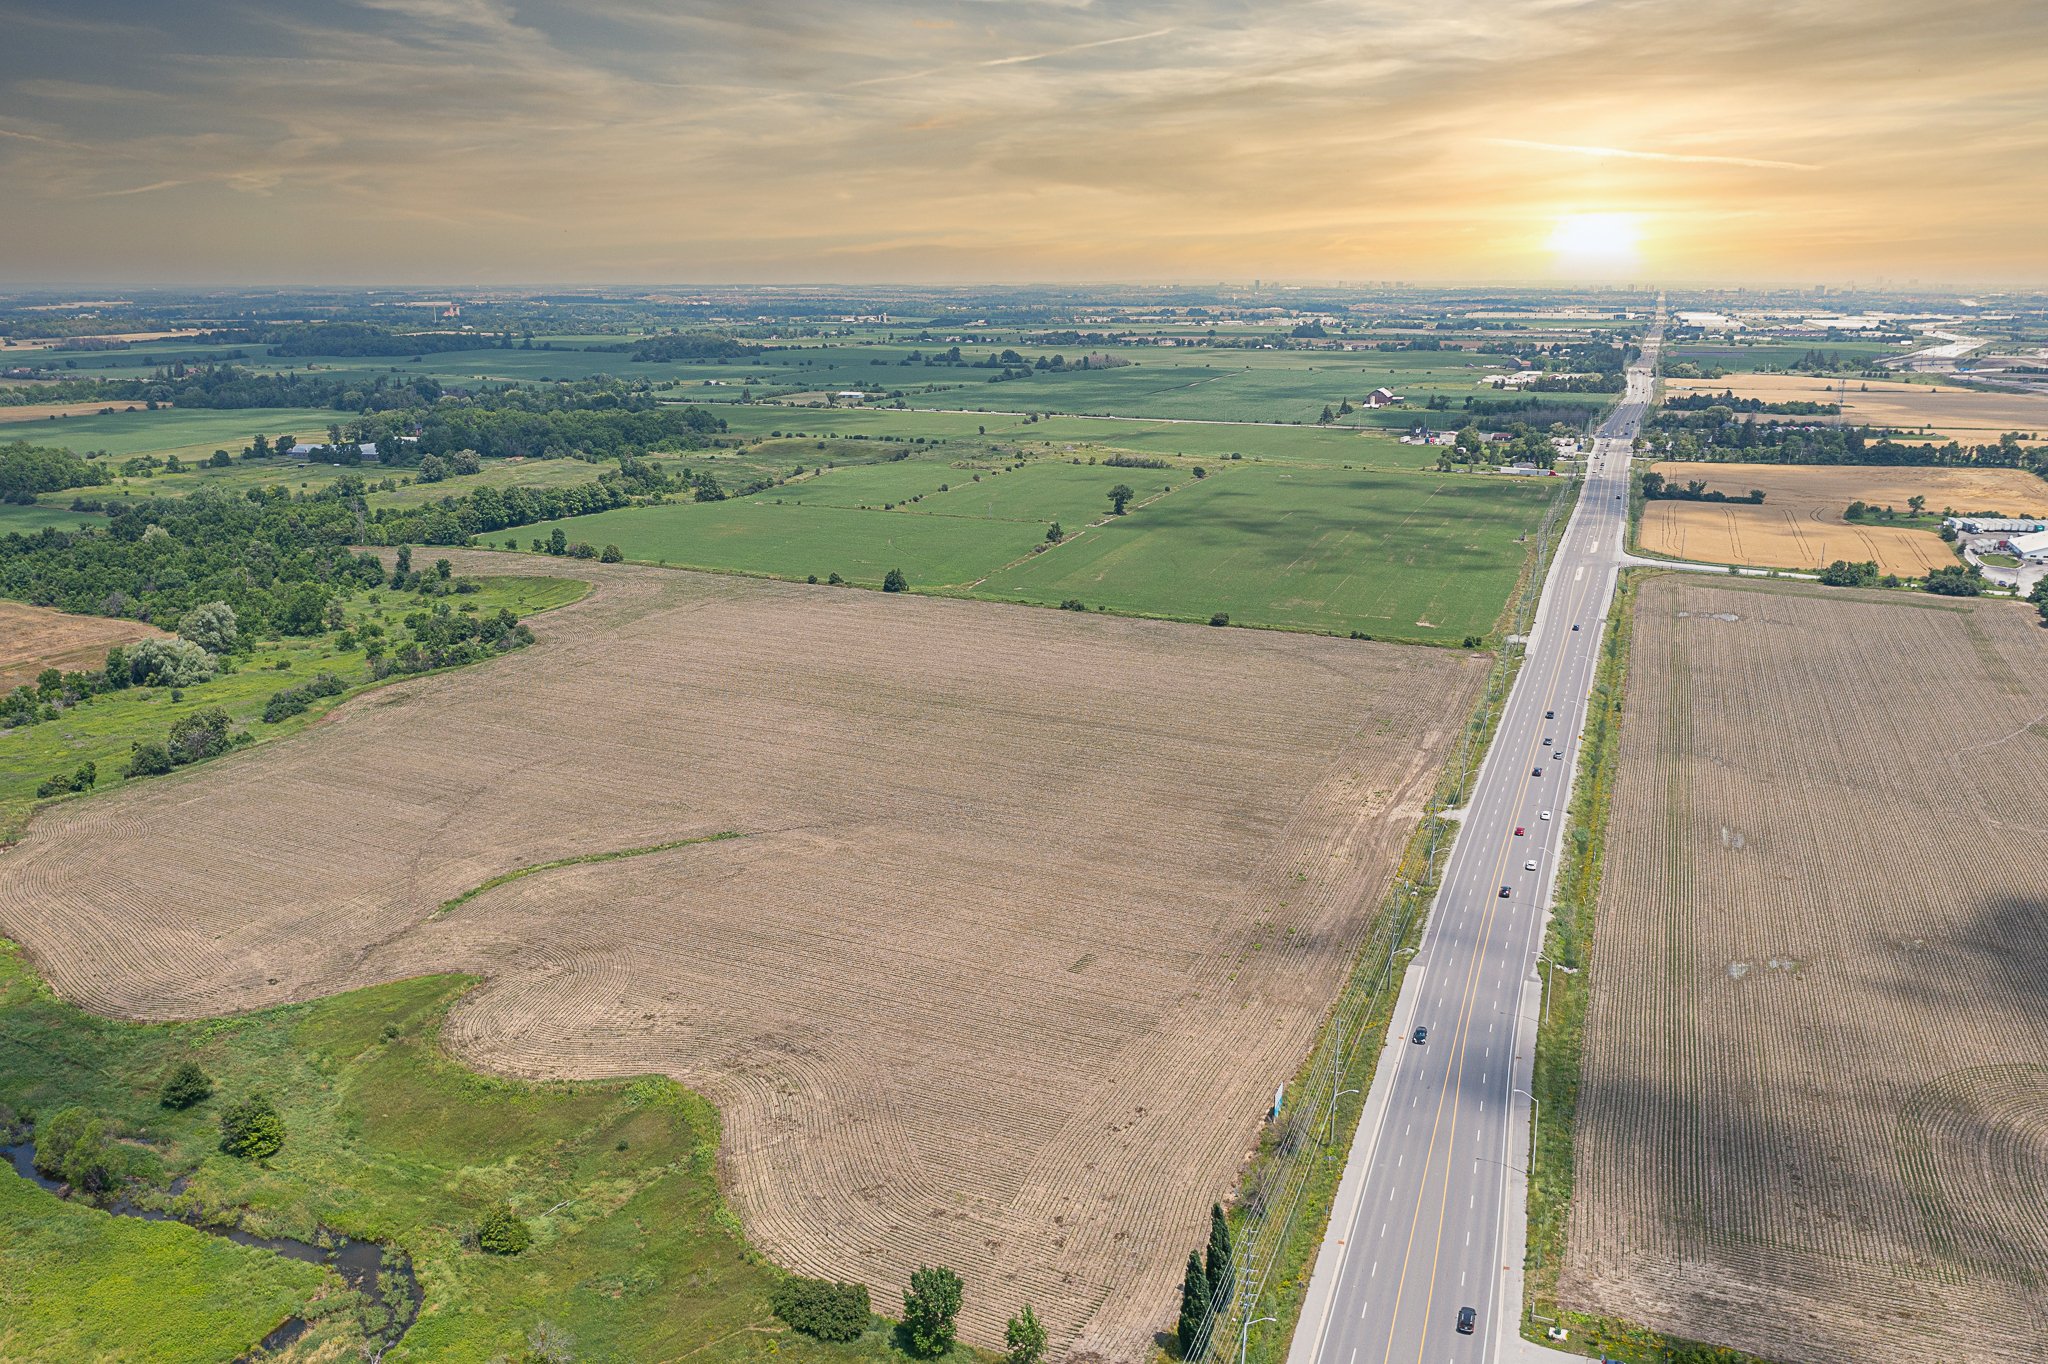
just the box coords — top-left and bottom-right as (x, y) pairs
(1205, 1203), (1234, 1305)
(1177, 1248), (1212, 1356)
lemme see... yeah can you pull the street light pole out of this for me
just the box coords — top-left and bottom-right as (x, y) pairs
(1512, 1087), (1540, 1161)
(1239, 1314), (1276, 1364)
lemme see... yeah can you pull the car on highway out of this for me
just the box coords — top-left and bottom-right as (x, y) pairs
(1532, 766), (1544, 777)
(1544, 709), (1554, 719)
(1524, 859), (1537, 871)
(1554, 750), (1564, 760)
(1411, 1025), (1428, 1044)
(1514, 825), (1525, 836)
(1498, 885), (1512, 898)
(1457, 1306), (1477, 1334)
(1540, 810), (1552, 821)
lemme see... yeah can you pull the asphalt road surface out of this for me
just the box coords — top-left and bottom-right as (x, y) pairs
(1288, 323), (1662, 1364)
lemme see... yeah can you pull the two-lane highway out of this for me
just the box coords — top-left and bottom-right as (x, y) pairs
(1288, 320), (1661, 1364)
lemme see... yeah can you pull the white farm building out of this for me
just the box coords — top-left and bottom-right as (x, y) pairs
(2005, 529), (2048, 563)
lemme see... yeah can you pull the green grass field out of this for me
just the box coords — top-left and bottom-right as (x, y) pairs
(516, 458), (1563, 643)
(0, 1167), (327, 1363)
(0, 940), (919, 1364)
(11, 405), (344, 461)
(1, 576), (586, 832)
(0, 501), (107, 535)
(978, 465), (1561, 641)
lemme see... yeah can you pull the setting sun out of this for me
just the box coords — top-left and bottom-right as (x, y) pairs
(1546, 211), (1644, 275)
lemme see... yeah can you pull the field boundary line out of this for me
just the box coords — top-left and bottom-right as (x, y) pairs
(434, 831), (747, 916)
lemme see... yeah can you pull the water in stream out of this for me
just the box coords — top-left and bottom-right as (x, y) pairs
(5, 1137), (422, 1356)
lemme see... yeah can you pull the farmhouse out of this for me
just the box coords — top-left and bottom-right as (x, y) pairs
(1365, 387), (1403, 407)
(2005, 529), (2048, 562)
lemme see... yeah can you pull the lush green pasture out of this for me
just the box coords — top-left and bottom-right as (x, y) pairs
(516, 498), (1044, 588)
(977, 465), (1561, 642)
(17, 405), (342, 461)
(1663, 339), (1907, 372)
(520, 456), (1560, 642)
(714, 405), (1433, 468)
(0, 942), (910, 1364)
(0, 501), (107, 535)
(0, 1168), (325, 1363)
(0, 576), (584, 831)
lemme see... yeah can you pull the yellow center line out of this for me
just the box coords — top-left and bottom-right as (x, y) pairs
(1372, 499), (1601, 1364)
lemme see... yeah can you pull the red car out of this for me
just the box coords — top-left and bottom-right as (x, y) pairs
(1514, 826), (1525, 836)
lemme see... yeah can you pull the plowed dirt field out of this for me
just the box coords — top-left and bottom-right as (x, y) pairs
(0, 551), (1483, 1359)
(1562, 575), (2048, 1364)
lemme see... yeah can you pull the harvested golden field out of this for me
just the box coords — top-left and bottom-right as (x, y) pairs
(1664, 374), (2048, 444)
(1639, 461), (2048, 575)
(0, 399), (153, 423)
(1562, 575), (2048, 1364)
(0, 601), (166, 690)
(0, 551), (1483, 1359)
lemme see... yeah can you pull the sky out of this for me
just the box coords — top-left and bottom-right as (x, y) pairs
(0, 0), (2043, 288)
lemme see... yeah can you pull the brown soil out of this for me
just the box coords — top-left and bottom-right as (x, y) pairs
(1561, 575), (2048, 1364)
(0, 602), (167, 690)
(0, 551), (1482, 1358)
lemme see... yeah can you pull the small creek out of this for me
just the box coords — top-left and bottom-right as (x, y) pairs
(5, 1136), (421, 1357)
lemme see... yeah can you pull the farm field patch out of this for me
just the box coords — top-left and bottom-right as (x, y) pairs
(12, 405), (346, 461)
(0, 576), (582, 830)
(1561, 575), (2048, 1364)
(1638, 462), (2048, 575)
(978, 465), (1560, 641)
(1664, 374), (2048, 443)
(0, 601), (166, 690)
(0, 551), (1486, 1359)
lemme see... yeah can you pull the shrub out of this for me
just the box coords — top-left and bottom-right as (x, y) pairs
(124, 740), (174, 778)
(159, 1060), (214, 1110)
(882, 568), (908, 593)
(903, 1265), (963, 1357)
(770, 1276), (871, 1341)
(125, 637), (216, 688)
(477, 1205), (532, 1256)
(262, 672), (348, 724)
(1209, 613), (1230, 627)
(35, 1106), (124, 1194)
(219, 1093), (286, 1159)
(1059, 599), (1087, 612)
(179, 600), (239, 655)
(599, 544), (623, 563)
(167, 707), (237, 764)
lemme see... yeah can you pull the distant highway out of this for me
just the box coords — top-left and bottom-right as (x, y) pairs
(1287, 319), (1661, 1364)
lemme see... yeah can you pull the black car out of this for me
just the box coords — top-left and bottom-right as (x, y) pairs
(1572, 624), (1581, 631)
(1498, 885), (1511, 899)
(1457, 1306), (1477, 1334)
(1533, 765), (1544, 777)
(1412, 1025), (1429, 1044)
(1544, 709), (1555, 719)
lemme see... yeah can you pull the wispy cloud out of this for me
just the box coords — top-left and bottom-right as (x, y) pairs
(1486, 138), (1819, 171)
(981, 28), (1175, 68)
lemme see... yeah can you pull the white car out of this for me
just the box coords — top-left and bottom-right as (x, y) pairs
(1524, 860), (1537, 871)
(1540, 810), (1552, 821)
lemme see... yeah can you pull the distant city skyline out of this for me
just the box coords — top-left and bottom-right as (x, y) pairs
(2, 0), (2043, 287)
